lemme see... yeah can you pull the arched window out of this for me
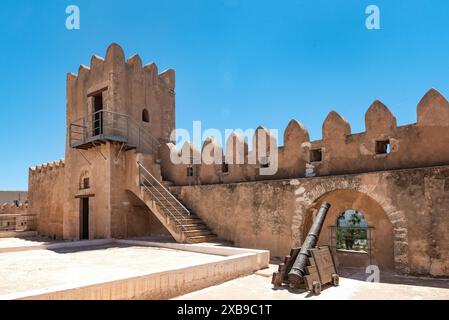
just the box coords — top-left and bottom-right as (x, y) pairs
(142, 109), (149, 123)
(336, 210), (368, 253)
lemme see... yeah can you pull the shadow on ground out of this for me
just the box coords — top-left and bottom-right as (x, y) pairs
(339, 267), (449, 289)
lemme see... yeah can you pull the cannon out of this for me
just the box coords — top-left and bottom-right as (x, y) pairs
(288, 202), (331, 286)
(272, 202), (339, 294)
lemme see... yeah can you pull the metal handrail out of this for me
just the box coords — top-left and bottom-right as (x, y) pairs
(137, 161), (191, 217)
(69, 109), (161, 155)
(127, 115), (161, 150)
(71, 109), (132, 123)
(140, 179), (189, 232)
(140, 174), (189, 219)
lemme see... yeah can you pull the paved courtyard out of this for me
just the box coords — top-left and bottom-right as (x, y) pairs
(1, 237), (448, 300)
(0, 236), (58, 249)
(0, 243), (223, 296)
(174, 265), (449, 300)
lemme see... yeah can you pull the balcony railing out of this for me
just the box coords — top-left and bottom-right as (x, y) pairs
(69, 109), (161, 156)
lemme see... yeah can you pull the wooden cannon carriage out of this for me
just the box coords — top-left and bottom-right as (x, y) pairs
(272, 246), (339, 294)
(272, 202), (339, 294)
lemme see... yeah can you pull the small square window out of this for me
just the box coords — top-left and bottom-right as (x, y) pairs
(375, 140), (391, 155)
(222, 162), (229, 173)
(187, 166), (194, 177)
(260, 156), (270, 168)
(310, 149), (323, 162)
(83, 178), (90, 189)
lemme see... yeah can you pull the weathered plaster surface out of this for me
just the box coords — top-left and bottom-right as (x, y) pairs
(173, 165), (449, 276)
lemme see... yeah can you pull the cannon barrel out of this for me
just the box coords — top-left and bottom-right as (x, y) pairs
(288, 202), (331, 287)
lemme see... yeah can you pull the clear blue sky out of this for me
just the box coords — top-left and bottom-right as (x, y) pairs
(1, 0), (449, 190)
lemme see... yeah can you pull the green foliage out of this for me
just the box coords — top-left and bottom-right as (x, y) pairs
(349, 213), (361, 226)
(336, 228), (368, 252)
(335, 210), (368, 252)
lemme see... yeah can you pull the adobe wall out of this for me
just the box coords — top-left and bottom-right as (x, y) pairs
(62, 143), (113, 240)
(161, 89), (449, 186)
(60, 143), (169, 241)
(28, 161), (65, 239)
(110, 147), (171, 239)
(172, 165), (449, 276)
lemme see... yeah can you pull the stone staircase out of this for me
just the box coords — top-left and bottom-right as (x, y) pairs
(136, 161), (217, 244)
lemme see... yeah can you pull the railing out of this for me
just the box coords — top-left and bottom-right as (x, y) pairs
(69, 109), (161, 156)
(137, 161), (191, 232)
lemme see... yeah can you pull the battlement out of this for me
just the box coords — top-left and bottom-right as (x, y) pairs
(29, 160), (65, 175)
(67, 43), (175, 90)
(0, 202), (28, 214)
(66, 43), (175, 149)
(160, 88), (449, 185)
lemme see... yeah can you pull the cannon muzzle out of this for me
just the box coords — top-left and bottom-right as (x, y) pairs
(288, 202), (331, 288)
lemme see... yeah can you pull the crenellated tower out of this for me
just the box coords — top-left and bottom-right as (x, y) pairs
(66, 43), (175, 154)
(60, 43), (179, 240)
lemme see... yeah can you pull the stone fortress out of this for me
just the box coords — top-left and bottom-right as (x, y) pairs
(29, 43), (449, 277)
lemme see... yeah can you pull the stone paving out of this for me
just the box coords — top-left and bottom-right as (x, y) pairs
(0, 243), (223, 296)
(174, 266), (449, 300)
(0, 236), (58, 249)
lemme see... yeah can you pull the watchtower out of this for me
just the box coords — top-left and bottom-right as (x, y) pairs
(67, 43), (175, 153)
(62, 43), (176, 240)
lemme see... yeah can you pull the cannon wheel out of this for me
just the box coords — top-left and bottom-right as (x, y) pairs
(312, 281), (321, 295)
(332, 274), (339, 286)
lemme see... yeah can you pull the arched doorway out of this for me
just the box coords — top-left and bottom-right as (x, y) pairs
(78, 169), (92, 240)
(301, 189), (395, 270)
